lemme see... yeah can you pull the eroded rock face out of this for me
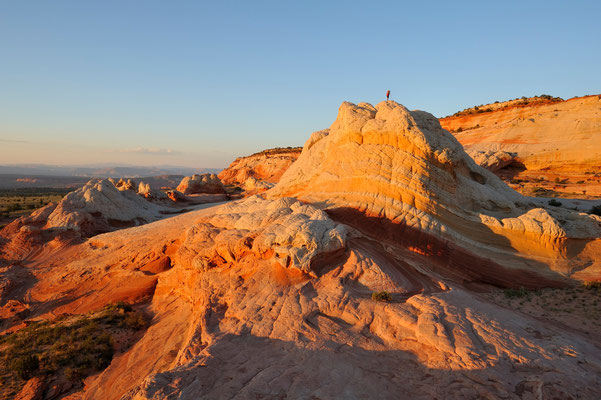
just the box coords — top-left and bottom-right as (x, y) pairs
(441, 95), (601, 197)
(0, 179), (174, 259)
(468, 150), (519, 172)
(176, 174), (225, 195)
(3, 101), (601, 400)
(218, 147), (302, 189)
(270, 101), (601, 281)
(441, 95), (601, 172)
(13, 201), (599, 400)
(177, 196), (347, 275)
(137, 181), (169, 202)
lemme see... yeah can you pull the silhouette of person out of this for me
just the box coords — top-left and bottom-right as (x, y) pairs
(386, 90), (390, 101)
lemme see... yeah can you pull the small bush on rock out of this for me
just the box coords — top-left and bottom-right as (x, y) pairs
(372, 291), (392, 302)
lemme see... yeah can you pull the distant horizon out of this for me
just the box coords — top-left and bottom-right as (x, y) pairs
(2, 1), (600, 167)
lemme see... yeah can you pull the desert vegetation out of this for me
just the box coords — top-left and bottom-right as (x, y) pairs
(248, 146), (302, 157)
(371, 290), (393, 302)
(0, 302), (149, 399)
(488, 283), (601, 336)
(0, 187), (72, 221)
(445, 94), (564, 118)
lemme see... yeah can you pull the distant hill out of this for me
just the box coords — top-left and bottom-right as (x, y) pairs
(0, 174), (193, 190)
(0, 164), (220, 178)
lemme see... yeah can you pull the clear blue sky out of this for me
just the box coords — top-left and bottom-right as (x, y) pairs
(1, 0), (600, 168)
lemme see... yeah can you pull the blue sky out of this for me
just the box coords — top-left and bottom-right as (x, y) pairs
(1, 1), (600, 168)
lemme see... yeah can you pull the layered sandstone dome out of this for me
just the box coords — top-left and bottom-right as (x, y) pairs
(0, 179), (174, 260)
(12, 195), (600, 399)
(270, 101), (601, 281)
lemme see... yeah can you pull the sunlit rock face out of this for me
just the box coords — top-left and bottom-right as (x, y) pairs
(176, 173), (225, 195)
(27, 197), (598, 400)
(441, 95), (601, 172)
(0, 179), (172, 259)
(270, 101), (601, 282)
(441, 95), (601, 197)
(219, 147), (302, 194)
(467, 150), (518, 172)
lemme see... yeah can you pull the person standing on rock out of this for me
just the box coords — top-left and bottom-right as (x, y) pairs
(386, 90), (390, 101)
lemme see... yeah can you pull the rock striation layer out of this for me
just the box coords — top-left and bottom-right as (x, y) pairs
(219, 147), (302, 192)
(6, 198), (600, 400)
(441, 95), (601, 197)
(441, 95), (601, 172)
(271, 101), (601, 282)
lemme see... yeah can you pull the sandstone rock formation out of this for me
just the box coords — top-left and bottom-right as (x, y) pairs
(112, 177), (137, 191)
(2, 197), (600, 399)
(219, 147), (301, 187)
(176, 174), (225, 195)
(2, 101), (601, 399)
(467, 150), (519, 172)
(271, 100), (601, 282)
(137, 181), (169, 202)
(0, 179), (174, 259)
(165, 189), (186, 203)
(441, 95), (601, 197)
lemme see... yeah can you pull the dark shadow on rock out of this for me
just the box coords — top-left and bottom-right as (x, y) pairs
(126, 332), (594, 400)
(326, 207), (568, 289)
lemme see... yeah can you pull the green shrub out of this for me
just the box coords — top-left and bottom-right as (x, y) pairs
(11, 354), (39, 380)
(371, 291), (392, 302)
(123, 312), (149, 330)
(584, 281), (601, 290)
(503, 287), (529, 298)
(548, 199), (562, 207)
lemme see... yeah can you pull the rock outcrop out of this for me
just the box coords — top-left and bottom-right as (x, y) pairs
(219, 147), (302, 188)
(271, 101), (601, 282)
(441, 95), (601, 197)
(4, 197), (599, 399)
(176, 174), (225, 195)
(137, 181), (169, 202)
(0, 179), (174, 259)
(467, 150), (519, 172)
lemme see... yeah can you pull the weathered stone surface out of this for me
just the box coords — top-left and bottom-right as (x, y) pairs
(468, 149), (518, 172)
(176, 174), (225, 195)
(14, 202), (598, 400)
(0, 179), (175, 259)
(441, 95), (601, 172)
(441, 95), (601, 197)
(137, 182), (169, 202)
(270, 100), (601, 281)
(219, 147), (302, 186)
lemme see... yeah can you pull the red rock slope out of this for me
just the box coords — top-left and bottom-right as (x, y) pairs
(219, 147), (302, 192)
(440, 95), (601, 197)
